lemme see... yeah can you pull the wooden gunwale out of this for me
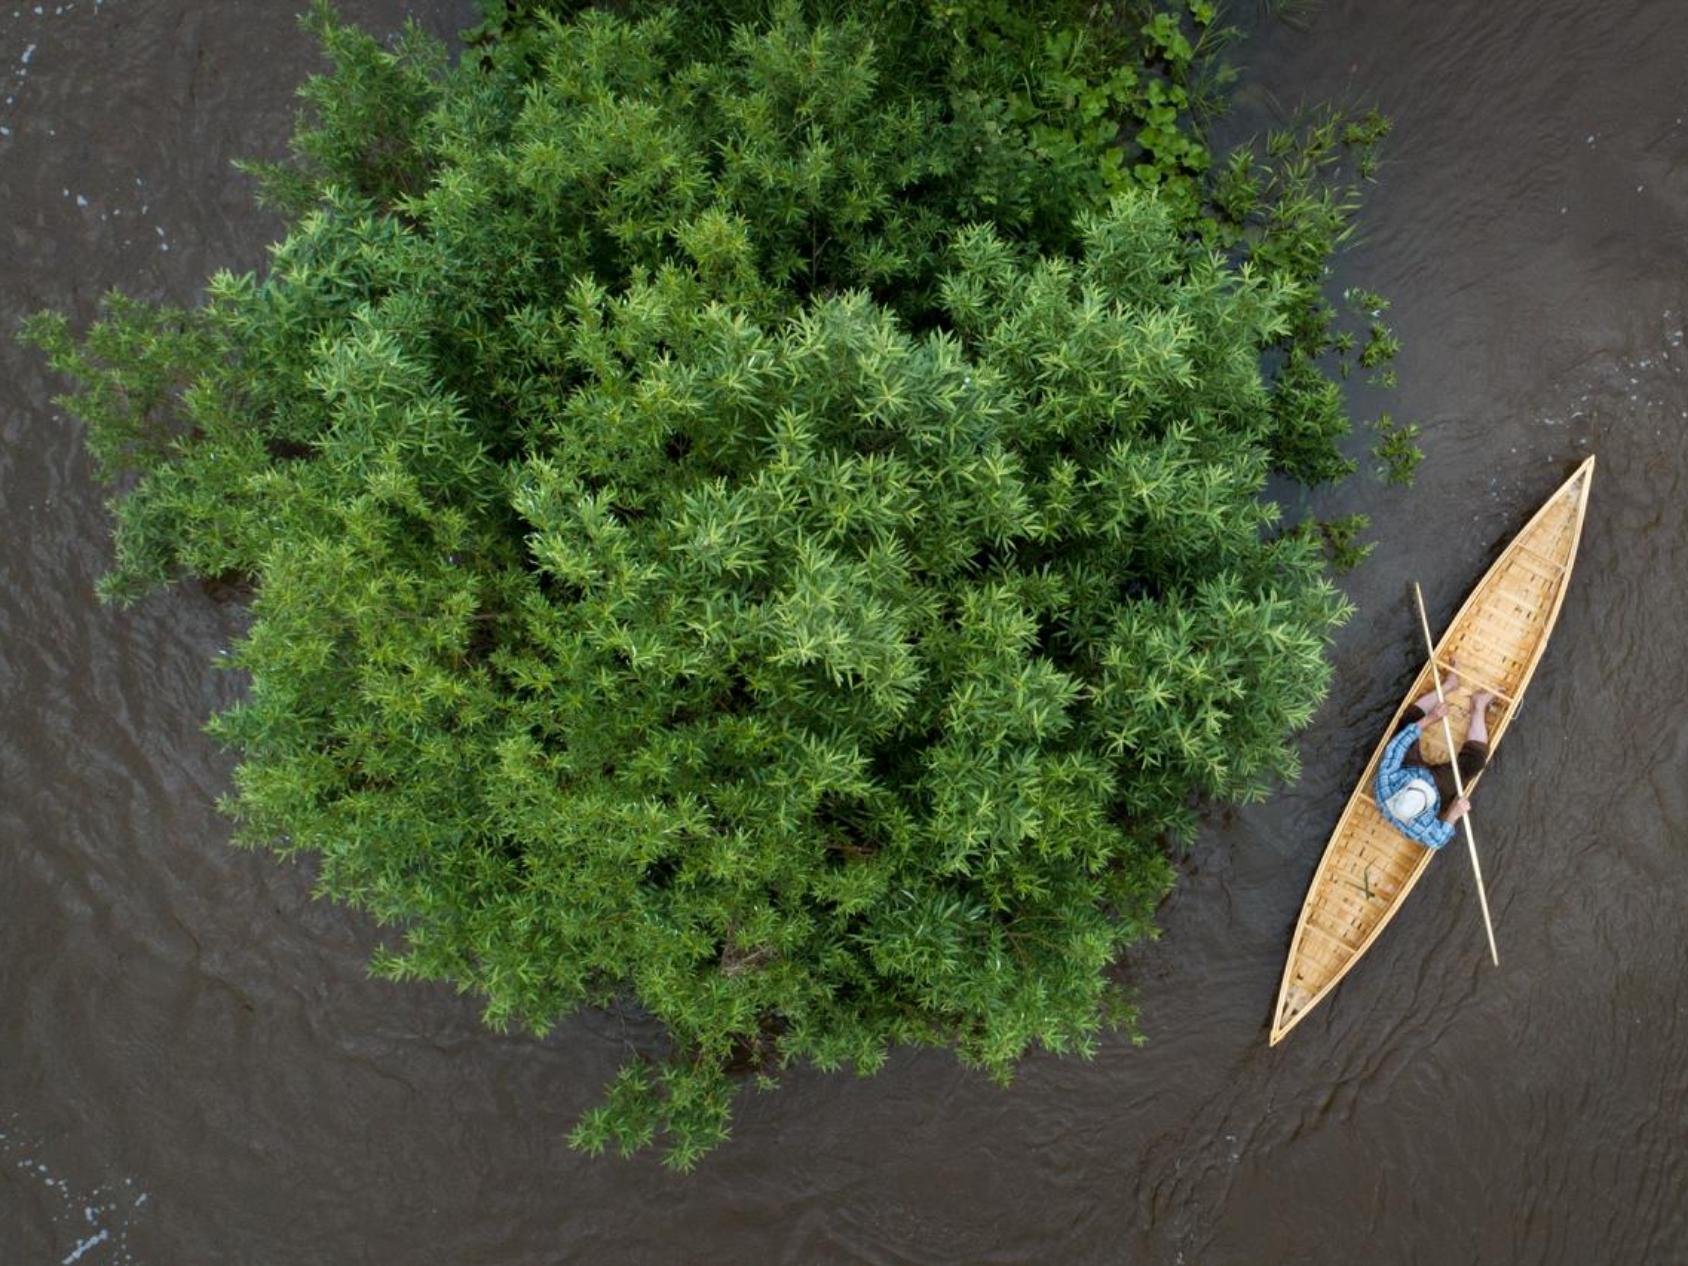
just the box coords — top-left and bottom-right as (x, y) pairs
(1268, 457), (1594, 1045)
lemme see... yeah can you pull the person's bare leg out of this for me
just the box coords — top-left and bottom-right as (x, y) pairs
(1409, 661), (1460, 763)
(1467, 690), (1494, 746)
(1412, 661), (1461, 718)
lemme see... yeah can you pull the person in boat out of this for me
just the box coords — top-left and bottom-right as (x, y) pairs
(1374, 661), (1496, 849)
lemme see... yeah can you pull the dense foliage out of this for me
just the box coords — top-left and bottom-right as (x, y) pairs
(25, 0), (1400, 1166)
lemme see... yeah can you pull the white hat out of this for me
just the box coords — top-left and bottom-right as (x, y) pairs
(1385, 777), (1435, 822)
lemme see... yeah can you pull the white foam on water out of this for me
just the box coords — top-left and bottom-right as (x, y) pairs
(63, 1229), (110, 1263)
(1, 1120), (149, 1264)
(6, 0), (118, 131)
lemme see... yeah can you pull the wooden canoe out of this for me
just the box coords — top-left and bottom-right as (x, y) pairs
(1269, 456), (1594, 1045)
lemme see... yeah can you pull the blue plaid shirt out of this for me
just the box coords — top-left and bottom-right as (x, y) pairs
(1374, 722), (1455, 850)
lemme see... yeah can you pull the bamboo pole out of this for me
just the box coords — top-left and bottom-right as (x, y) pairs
(1413, 581), (1500, 967)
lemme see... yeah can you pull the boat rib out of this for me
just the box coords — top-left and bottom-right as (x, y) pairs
(1269, 456), (1594, 1045)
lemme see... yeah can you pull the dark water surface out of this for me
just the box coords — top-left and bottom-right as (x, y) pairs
(4, 1), (1685, 1262)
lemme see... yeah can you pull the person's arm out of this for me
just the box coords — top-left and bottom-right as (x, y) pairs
(1376, 721), (1421, 783)
(1413, 797), (1468, 850)
(1421, 814), (1456, 850)
(1395, 801), (1456, 850)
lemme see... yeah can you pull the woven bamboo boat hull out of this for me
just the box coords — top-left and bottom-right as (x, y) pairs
(1269, 456), (1594, 1045)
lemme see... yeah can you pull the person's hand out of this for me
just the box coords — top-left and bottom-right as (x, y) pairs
(1442, 796), (1472, 824)
(1423, 700), (1449, 724)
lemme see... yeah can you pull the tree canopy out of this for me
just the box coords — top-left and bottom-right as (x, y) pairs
(24, 0), (1398, 1167)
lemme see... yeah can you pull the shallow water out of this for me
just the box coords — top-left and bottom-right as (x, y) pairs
(3, 1), (1685, 1262)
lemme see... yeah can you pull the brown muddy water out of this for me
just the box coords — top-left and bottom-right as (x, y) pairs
(3, 1), (1686, 1262)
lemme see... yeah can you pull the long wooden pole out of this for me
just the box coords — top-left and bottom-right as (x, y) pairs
(1413, 581), (1500, 967)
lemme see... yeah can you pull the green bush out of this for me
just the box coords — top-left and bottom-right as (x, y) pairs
(25, 0), (1392, 1167)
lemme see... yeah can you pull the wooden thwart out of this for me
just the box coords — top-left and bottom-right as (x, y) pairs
(1515, 542), (1570, 571)
(1298, 920), (1359, 956)
(1427, 656), (1516, 704)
